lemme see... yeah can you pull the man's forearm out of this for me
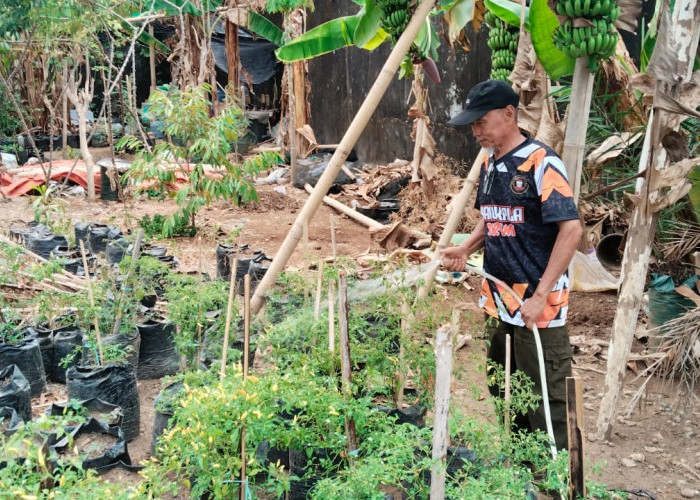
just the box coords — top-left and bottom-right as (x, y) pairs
(460, 219), (486, 257)
(533, 219), (582, 298)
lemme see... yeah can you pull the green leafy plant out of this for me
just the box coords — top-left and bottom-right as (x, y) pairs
(139, 213), (197, 239)
(120, 85), (281, 237)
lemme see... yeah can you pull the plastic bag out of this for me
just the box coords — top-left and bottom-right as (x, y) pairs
(66, 364), (140, 441)
(136, 318), (180, 380)
(0, 337), (46, 397)
(51, 418), (131, 470)
(569, 250), (619, 292)
(46, 398), (123, 429)
(0, 406), (23, 436)
(0, 365), (31, 422)
(150, 380), (184, 456)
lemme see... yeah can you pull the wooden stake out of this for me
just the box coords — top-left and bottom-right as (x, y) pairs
(566, 377), (586, 499)
(396, 301), (410, 409)
(249, 0), (438, 314)
(220, 257), (238, 381)
(561, 57), (595, 203)
(330, 213), (337, 261)
(243, 274), (251, 377)
(314, 260), (324, 321)
(430, 325), (453, 500)
(504, 333), (512, 434)
(195, 236), (204, 369)
(79, 240), (103, 366)
(112, 229), (143, 337)
(149, 24), (156, 93)
(240, 274), (250, 500)
(338, 273), (357, 464)
(328, 277), (335, 352)
(417, 148), (485, 300)
(62, 66), (68, 158)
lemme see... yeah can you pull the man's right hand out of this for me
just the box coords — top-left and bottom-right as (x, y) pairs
(440, 245), (468, 272)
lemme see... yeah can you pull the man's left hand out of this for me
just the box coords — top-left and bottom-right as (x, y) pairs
(520, 294), (546, 330)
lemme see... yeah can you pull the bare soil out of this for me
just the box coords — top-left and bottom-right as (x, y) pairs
(5, 181), (700, 499)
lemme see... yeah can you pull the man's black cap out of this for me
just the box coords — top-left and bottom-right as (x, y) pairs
(448, 80), (519, 127)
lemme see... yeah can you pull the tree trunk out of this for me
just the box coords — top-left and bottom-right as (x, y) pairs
(66, 57), (96, 199)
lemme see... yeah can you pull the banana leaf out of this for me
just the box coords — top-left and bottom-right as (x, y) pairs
(443, 0), (474, 44)
(416, 18), (440, 60)
(529, 0), (574, 80)
(354, 1), (383, 48)
(484, 0), (529, 29)
(142, 0), (222, 16)
(248, 11), (284, 46)
(276, 16), (361, 62)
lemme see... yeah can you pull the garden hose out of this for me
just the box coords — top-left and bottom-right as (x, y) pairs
(443, 260), (558, 459)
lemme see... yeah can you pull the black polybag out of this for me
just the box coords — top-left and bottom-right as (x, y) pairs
(136, 318), (180, 380)
(51, 417), (131, 470)
(0, 337), (46, 397)
(0, 365), (32, 422)
(66, 363), (140, 441)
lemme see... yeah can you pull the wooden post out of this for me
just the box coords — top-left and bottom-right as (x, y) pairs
(79, 240), (103, 366)
(328, 278), (335, 352)
(249, 0), (438, 314)
(240, 274), (250, 500)
(338, 273), (357, 464)
(561, 57), (595, 203)
(314, 260), (324, 321)
(112, 229), (143, 337)
(225, 15), (239, 91)
(567, 377), (586, 499)
(504, 333), (512, 433)
(596, 0), (700, 440)
(61, 67), (68, 158)
(417, 148), (485, 300)
(330, 214), (337, 261)
(196, 236), (204, 368)
(430, 325), (453, 500)
(220, 257), (238, 381)
(243, 274), (251, 376)
(149, 24), (156, 93)
(396, 301), (410, 408)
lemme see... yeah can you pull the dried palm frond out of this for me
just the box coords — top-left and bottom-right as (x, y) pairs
(659, 221), (700, 262)
(626, 304), (700, 415)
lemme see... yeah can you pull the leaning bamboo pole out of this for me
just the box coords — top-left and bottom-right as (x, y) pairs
(249, 0), (437, 314)
(416, 148), (485, 300)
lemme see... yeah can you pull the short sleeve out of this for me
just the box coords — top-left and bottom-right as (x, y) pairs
(536, 154), (579, 224)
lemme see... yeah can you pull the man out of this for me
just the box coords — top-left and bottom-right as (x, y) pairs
(441, 80), (582, 450)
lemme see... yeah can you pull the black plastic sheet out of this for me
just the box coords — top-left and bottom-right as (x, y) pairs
(0, 337), (46, 397)
(0, 365), (31, 422)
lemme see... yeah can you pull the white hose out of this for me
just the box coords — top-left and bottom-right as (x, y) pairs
(462, 264), (558, 459)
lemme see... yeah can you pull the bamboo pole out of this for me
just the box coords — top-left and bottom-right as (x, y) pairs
(504, 333), (512, 434)
(305, 183), (384, 230)
(328, 278), (335, 352)
(79, 240), (103, 366)
(240, 274), (251, 500)
(220, 257), (238, 381)
(249, 0), (437, 314)
(338, 273), (357, 464)
(430, 325), (453, 500)
(112, 229), (143, 336)
(396, 301), (410, 409)
(417, 148), (485, 300)
(567, 377), (586, 499)
(149, 24), (156, 93)
(561, 58), (595, 203)
(243, 274), (251, 377)
(195, 236), (204, 368)
(62, 66), (68, 158)
(330, 214), (337, 261)
(314, 260), (324, 321)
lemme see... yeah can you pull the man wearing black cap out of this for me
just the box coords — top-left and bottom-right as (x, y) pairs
(441, 80), (583, 450)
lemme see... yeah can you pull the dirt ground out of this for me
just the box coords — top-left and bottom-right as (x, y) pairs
(5, 181), (700, 499)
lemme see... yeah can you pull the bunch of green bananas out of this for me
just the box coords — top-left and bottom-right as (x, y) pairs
(553, 0), (620, 65)
(377, 0), (412, 40)
(486, 15), (518, 82)
(555, 0), (620, 18)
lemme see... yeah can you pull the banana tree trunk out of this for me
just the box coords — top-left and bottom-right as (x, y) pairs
(250, 0), (438, 314)
(562, 57), (595, 203)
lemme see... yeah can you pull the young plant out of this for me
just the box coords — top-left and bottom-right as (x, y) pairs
(120, 85), (281, 237)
